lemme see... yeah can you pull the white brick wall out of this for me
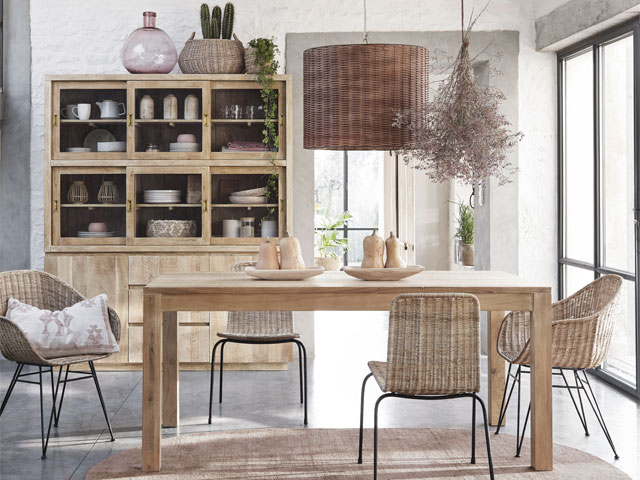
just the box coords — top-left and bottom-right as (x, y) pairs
(30, 0), (557, 291)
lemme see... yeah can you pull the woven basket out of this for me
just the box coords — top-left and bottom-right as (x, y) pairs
(178, 36), (244, 74)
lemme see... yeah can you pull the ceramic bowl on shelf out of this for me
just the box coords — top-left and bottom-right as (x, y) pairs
(177, 134), (197, 143)
(65, 147), (92, 153)
(229, 195), (267, 204)
(88, 222), (108, 233)
(231, 187), (267, 197)
(97, 141), (126, 152)
(169, 142), (201, 152)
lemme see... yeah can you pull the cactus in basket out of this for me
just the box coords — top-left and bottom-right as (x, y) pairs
(221, 2), (234, 40)
(200, 4), (211, 39)
(211, 5), (222, 39)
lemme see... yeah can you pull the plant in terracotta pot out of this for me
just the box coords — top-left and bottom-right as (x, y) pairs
(178, 3), (244, 74)
(454, 200), (474, 267)
(315, 211), (352, 271)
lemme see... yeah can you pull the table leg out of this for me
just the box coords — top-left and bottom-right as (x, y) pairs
(488, 311), (506, 426)
(162, 311), (179, 427)
(530, 291), (553, 471)
(142, 293), (162, 472)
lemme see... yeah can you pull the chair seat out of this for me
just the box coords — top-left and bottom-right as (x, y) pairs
(368, 360), (388, 391)
(44, 353), (110, 366)
(217, 332), (300, 342)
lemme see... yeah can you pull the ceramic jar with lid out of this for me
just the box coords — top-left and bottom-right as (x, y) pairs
(163, 94), (178, 119)
(140, 95), (155, 119)
(184, 95), (199, 120)
(240, 217), (255, 237)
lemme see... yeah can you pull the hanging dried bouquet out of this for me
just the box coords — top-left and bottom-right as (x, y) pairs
(394, 5), (523, 186)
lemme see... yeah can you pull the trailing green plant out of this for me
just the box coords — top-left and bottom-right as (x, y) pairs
(221, 3), (234, 39)
(248, 37), (280, 152)
(211, 5), (222, 39)
(200, 4), (211, 39)
(315, 211), (353, 258)
(454, 200), (474, 244)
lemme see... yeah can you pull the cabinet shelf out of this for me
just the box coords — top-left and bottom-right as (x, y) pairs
(211, 119), (265, 124)
(211, 203), (277, 208)
(136, 203), (202, 208)
(135, 119), (202, 124)
(60, 119), (127, 124)
(61, 203), (126, 208)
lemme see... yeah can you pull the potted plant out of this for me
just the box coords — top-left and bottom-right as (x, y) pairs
(178, 3), (244, 74)
(454, 201), (474, 267)
(315, 211), (352, 271)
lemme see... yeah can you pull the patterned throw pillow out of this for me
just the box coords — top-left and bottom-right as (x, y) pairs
(5, 294), (119, 359)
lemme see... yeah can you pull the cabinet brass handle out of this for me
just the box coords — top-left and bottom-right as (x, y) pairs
(279, 114), (284, 128)
(203, 199), (208, 212)
(53, 114), (58, 127)
(127, 199), (132, 212)
(203, 113), (209, 127)
(127, 114), (133, 127)
(53, 200), (59, 212)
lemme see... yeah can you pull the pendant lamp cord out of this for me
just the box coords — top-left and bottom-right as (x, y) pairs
(363, 0), (369, 44)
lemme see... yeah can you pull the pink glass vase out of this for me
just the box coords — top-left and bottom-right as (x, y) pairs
(121, 12), (177, 74)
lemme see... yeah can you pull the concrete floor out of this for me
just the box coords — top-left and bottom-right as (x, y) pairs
(0, 311), (639, 479)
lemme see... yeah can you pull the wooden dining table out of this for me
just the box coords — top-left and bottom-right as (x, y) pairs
(141, 270), (553, 473)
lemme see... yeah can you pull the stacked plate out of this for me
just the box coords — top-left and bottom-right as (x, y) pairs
(144, 190), (181, 203)
(77, 231), (115, 238)
(169, 143), (200, 152)
(229, 186), (267, 204)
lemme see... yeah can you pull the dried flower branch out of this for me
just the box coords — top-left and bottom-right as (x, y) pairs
(394, 5), (523, 186)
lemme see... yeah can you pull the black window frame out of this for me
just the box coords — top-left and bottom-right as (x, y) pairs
(557, 18), (640, 399)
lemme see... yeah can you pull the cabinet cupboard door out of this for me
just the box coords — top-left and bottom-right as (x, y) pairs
(44, 255), (129, 364)
(209, 254), (292, 365)
(128, 254), (210, 285)
(128, 325), (210, 363)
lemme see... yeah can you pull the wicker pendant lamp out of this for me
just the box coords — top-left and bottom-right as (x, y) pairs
(303, 1), (428, 151)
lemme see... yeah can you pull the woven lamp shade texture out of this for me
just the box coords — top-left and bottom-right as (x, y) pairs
(303, 44), (428, 150)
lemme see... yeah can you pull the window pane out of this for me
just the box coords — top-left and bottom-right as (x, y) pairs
(346, 151), (383, 228)
(563, 265), (594, 298)
(564, 51), (594, 263)
(604, 279), (637, 386)
(346, 229), (369, 266)
(314, 151), (344, 227)
(602, 36), (635, 273)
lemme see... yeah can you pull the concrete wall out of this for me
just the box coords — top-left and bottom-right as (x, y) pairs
(0, 0), (31, 271)
(26, 1), (558, 296)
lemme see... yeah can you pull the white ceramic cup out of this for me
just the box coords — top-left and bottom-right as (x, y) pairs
(261, 219), (277, 238)
(72, 103), (92, 120)
(222, 219), (240, 237)
(61, 104), (78, 119)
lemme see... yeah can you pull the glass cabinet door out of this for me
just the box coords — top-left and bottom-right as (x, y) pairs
(210, 166), (285, 245)
(52, 167), (127, 245)
(52, 82), (128, 160)
(127, 167), (210, 245)
(128, 81), (210, 159)
(210, 81), (285, 160)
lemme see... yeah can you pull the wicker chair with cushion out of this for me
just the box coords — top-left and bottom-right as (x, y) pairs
(358, 293), (494, 480)
(495, 274), (623, 458)
(208, 261), (308, 425)
(0, 270), (120, 458)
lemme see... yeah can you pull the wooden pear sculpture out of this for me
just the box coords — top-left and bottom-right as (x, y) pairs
(361, 228), (385, 268)
(256, 238), (280, 270)
(384, 231), (406, 268)
(280, 233), (305, 269)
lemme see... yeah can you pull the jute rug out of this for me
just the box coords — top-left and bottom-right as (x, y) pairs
(87, 428), (630, 479)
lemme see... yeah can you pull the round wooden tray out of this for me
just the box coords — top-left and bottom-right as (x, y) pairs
(245, 266), (325, 281)
(342, 265), (425, 281)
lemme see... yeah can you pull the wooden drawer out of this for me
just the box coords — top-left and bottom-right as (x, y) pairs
(129, 324), (210, 363)
(128, 254), (210, 285)
(128, 287), (209, 324)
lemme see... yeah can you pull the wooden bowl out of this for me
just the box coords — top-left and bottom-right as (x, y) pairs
(245, 266), (325, 281)
(342, 265), (425, 281)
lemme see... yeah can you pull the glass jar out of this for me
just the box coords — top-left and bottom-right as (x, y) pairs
(145, 143), (160, 152)
(121, 12), (177, 74)
(240, 217), (255, 237)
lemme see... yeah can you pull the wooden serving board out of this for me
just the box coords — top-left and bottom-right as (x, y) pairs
(245, 266), (325, 280)
(342, 265), (425, 281)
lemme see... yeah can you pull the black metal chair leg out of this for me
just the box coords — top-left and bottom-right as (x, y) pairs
(516, 403), (530, 457)
(573, 369), (589, 436)
(49, 367), (59, 426)
(42, 365), (64, 458)
(218, 340), (227, 404)
(357, 372), (373, 464)
(495, 363), (513, 435)
(295, 341), (304, 404)
(577, 370), (620, 459)
(373, 393), (394, 480)
(515, 365), (522, 452)
(474, 394), (495, 480)
(471, 396), (476, 464)
(208, 339), (224, 424)
(54, 366), (70, 428)
(559, 368), (589, 436)
(89, 361), (115, 442)
(38, 367), (46, 458)
(0, 363), (23, 418)
(294, 340), (308, 425)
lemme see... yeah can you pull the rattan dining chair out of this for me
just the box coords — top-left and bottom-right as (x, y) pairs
(0, 270), (120, 458)
(357, 293), (494, 480)
(494, 274), (623, 458)
(207, 261), (308, 425)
